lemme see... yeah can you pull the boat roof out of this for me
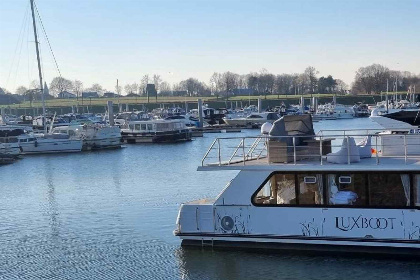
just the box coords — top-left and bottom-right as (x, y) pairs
(198, 126), (420, 172)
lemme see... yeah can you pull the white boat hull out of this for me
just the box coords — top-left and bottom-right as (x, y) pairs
(0, 142), (21, 156)
(20, 138), (82, 154)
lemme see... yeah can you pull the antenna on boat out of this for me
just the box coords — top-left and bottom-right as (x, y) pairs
(30, 0), (46, 133)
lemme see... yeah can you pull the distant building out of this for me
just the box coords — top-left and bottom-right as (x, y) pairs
(103, 92), (115, 98)
(82, 91), (99, 98)
(126, 93), (141, 97)
(58, 91), (76, 99)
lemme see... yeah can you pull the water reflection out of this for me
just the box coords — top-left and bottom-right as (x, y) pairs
(44, 157), (60, 238)
(176, 247), (420, 280)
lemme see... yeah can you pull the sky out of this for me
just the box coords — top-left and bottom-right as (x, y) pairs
(1, 0), (419, 94)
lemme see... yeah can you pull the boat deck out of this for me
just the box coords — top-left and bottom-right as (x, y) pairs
(199, 131), (420, 171)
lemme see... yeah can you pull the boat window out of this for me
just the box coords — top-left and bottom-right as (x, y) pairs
(249, 115), (263, 118)
(141, 124), (147, 130)
(68, 130), (75, 136)
(369, 174), (410, 207)
(28, 138), (35, 142)
(298, 174), (323, 205)
(147, 124), (153, 130)
(415, 175), (420, 207)
(135, 124), (141, 130)
(253, 174), (296, 205)
(327, 174), (366, 206)
(129, 124), (134, 130)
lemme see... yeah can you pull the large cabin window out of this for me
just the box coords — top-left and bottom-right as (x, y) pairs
(253, 174), (296, 205)
(327, 174), (366, 206)
(369, 174), (410, 207)
(297, 174), (323, 205)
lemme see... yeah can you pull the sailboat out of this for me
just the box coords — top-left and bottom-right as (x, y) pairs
(11, 0), (83, 154)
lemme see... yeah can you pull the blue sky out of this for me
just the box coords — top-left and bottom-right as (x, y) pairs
(1, 0), (419, 93)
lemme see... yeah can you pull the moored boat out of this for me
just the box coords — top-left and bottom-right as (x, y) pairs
(175, 115), (420, 256)
(121, 119), (192, 143)
(52, 123), (122, 150)
(223, 112), (280, 127)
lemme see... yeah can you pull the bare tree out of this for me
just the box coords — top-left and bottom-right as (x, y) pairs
(222, 71), (237, 100)
(88, 83), (104, 95)
(153, 75), (162, 92)
(124, 84), (133, 95)
(335, 79), (348, 94)
(73, 80), (83, 100)
(354, 64), (390, 94)
(49, 77), (73, 96)
(159, 81), (171, 95)
(16, 86), (28, 95)
(131, 83), (139, 94)
(304, 66), (319, 95)
(140, 75), (149, 95)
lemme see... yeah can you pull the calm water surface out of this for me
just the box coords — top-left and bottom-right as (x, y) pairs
(1, 118), (419, 279)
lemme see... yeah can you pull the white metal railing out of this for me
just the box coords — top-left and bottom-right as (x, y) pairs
(201, 131), (420, 167)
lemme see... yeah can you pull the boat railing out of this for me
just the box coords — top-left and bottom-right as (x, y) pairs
(201, 131), (420, 167)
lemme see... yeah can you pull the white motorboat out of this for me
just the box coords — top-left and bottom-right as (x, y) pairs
(175, 115), (420, 256)
(0, 133), (21, 158)
(52, 123), (122, 150)
(0, 126), (82, 154)
(313, 103), (354, 120)
(223, 112), (280, 127)
(121, 119), (192, 143)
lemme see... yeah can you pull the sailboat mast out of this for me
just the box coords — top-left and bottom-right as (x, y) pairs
(30, 0), (46, 132)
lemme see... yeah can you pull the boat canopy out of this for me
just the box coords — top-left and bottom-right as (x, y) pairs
(269, 115), (315, 146)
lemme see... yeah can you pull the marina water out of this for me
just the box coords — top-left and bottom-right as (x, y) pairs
(1, 118), (420, 279)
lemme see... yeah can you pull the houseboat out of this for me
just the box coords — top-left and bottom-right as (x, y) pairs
(121, 119), (192, 143)
(175, 115), (420, 256)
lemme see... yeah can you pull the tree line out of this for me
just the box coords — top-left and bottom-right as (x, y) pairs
(1, 64), (419, 102)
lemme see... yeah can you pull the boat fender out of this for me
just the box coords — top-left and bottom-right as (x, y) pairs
(34, 140), (38, 147)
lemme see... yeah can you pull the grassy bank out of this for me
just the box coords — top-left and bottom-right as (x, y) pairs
(1, 92), (417, 115)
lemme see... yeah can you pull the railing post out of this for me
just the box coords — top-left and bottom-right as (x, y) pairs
(320, 136), (323, 165)
(242, 137), (246, 166)
(217, 138), (221, 166)
(404, 135), (407, 164)
(346, 136), (350, 165)
(293, 136), (296, 165)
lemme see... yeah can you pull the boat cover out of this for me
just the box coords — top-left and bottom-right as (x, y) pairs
(268, 114), (315, 146)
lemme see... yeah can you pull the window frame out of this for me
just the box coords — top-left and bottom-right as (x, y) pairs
(251, 171), (420, 209)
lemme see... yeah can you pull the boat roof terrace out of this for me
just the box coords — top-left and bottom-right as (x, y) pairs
(199, 131), (420, 172)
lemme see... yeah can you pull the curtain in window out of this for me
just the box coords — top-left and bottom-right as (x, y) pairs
(316, 174), (324, 204)
(328, 174), (337, 203)
(400, 174), (410, 206)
